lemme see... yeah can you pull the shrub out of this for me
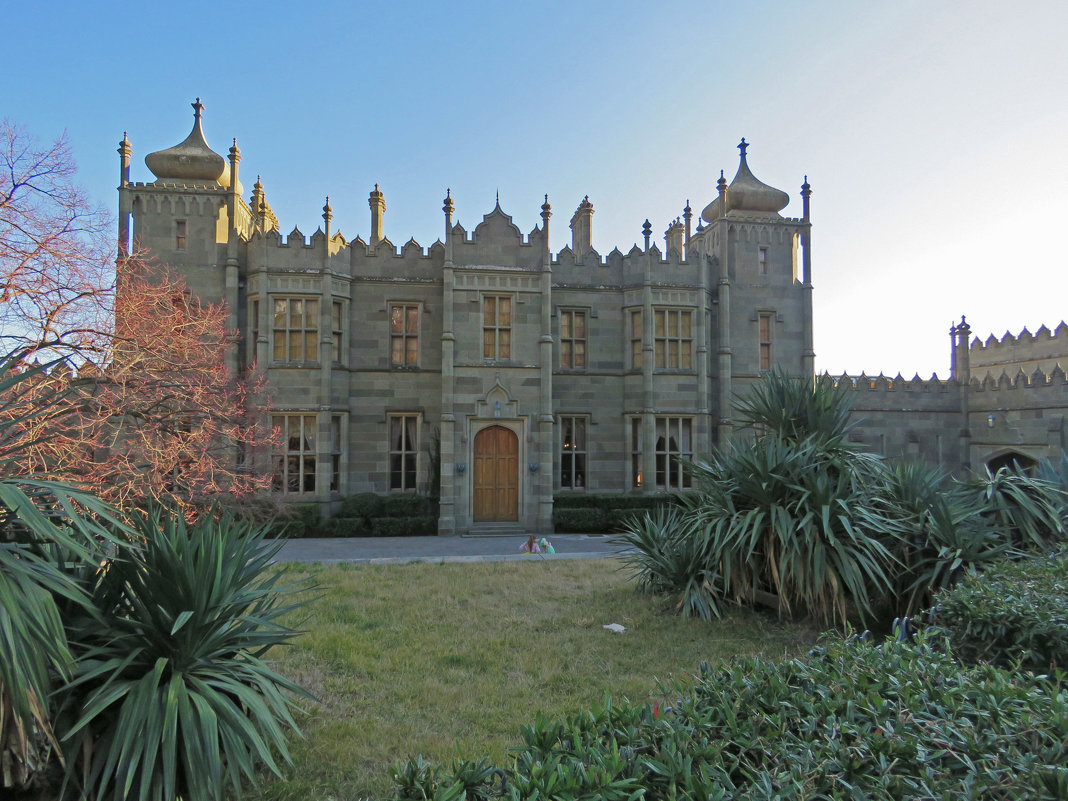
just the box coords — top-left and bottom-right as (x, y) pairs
(381, 493), (428, 518)
(332, 516), (373, 537)
(55, 504), (311, 801)
(339, 492), (383, 520)
(290, 503), (322, 537)
(933, 552), (1068, 670)
(394, 637), (1068, 800)
(552, 507), (609, 533)
(371, 516), (435, 537)
(964, 467), (1067, 551)
(614, 506), (722, 619)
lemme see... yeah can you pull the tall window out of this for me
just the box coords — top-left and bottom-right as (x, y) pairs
(560, 416), (587, 489)
(330, 416), (342, 492)
(630, 418), (643, 488)
(272, 414), (316, 494)
(559, 309), (586, 368)
(483, 296), (512, 361)
(272, 298), (319, 362)
(389, 415), (419, 491)
(629, 310), (642, 369)
(758, 247), (768, 274)
(759, 312), (773, 371)
(390, 304), (419, 366)
(655, 417), (692, 490)
(331, 301), (344, 363)
(250, 299), (260, 358)
(175, 220), (186, 251)
(654, 309), (693, 369)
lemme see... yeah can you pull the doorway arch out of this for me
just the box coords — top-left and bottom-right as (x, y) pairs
(472, 425), (519, 522)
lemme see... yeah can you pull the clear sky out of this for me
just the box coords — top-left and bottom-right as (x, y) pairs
(6, 0), (1066, 378)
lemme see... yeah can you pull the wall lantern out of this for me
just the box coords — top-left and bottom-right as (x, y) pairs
(987, 413), (996, 429)
(529, 462), (539, 473)
(456, 462), (466, 474)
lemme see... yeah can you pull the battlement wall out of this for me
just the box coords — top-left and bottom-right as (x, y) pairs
(970, 322), (1068, 376)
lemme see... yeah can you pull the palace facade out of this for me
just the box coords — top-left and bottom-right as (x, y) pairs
(116, 100), (1064, 534)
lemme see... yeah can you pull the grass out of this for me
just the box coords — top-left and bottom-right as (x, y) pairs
(250, 557), (819, 801)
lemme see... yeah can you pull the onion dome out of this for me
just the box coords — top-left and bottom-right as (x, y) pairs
(145, 98), (231, 186)
(702, 139), (790, 222)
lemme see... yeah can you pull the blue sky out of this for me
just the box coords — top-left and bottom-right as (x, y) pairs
(6, 0), (1066, 377)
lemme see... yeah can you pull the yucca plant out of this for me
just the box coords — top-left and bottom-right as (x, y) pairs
(614, 506), (723, 620)
(880, 461), (1007, 616)
(965, 466), (1068, 551)
(734, 368), (857, 450)
(54, 503), (311, 801)
(0, 352), (124, 792)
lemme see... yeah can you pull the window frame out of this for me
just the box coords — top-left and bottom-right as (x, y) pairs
(654, 416), (693, 491)
(271, 413), (317, 495)
(558, 308), (587, 370)
(559, 415), (588, 490)
(653, 308), (694, 370)
(271, 296), (320, 364)
(482, 294), (513, 362)
(389, 302), (421, 368)
(388, 413), (420, 492)
(629, 309), (642, 370)
(758, 311), (774, 372)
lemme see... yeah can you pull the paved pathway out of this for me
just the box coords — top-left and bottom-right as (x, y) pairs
(275, 533), (629, 565)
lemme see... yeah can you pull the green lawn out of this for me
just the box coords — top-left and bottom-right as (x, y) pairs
(252, 558), (819, 801)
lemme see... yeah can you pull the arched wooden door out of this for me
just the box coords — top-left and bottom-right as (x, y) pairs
(473, 426), (519, 522)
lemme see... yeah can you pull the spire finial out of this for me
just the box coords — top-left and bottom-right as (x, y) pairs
(192, 97), (204, 120)
(323, 196), (332, 223)
(738, 137), (748, 157)
(642, 219), (652, 250)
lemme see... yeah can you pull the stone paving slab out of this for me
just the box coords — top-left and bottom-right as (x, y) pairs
(275, 534), (629, 565)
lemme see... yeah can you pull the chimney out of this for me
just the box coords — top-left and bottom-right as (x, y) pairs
(569, 195), (594, 257)
(369, 184), (385, 245)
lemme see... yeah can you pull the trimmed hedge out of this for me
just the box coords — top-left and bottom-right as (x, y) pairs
(381, 493), (428, 518)
(371, 516), (436, 537)
(390, 637), (1068, 800)
(552, 508), (610, 533)
(553, 493), (687, 533)
(339, 492), (383, 520)
(933, 551), (1068, 670)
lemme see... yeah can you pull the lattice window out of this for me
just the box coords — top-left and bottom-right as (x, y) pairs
(331, 301), (344, 363)
(654, 417), (692, 490)
(272, 414), (317, 494)
(390, 304), (419, 366)
(272, 297), (319, 362)
(654, 309), (693, 369)
(759, 312), (773, 371)
(560, 416), (588, 489)
(630, 309), (642, 369)
(560, 309), (586, 368)
(483, 296), (512, 361)
(389, 414), (419, 491)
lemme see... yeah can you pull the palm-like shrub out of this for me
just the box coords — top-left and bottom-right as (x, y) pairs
(614, 506), (723, 619)
(619, 372), (901, 627)
(0, 354), (123, 791)
(55, 505), (310, 801)
(963, 466), (1067, 551)
(880, 462), (1008, 616)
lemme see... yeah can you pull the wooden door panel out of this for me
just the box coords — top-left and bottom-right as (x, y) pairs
(473, 426), (519, 522)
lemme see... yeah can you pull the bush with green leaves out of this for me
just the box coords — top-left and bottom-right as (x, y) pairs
(53, 504), (311, 801)
(933, 551), (1068, 670)
(393, 637), (1068, 800)
(617, 369), (1068, 627)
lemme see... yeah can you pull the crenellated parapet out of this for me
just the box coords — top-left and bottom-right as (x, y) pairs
(970, 321), (1068, 377)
